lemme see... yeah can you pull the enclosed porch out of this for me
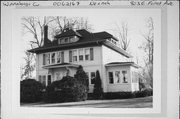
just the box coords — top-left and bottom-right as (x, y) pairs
(105, 62), (140, 92)
(43, 63), (79, 85)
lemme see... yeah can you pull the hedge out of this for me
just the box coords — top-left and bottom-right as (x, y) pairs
(20, 79), (45, 103)
(43, 76), (88, 103)
(88, 89), (153, 100)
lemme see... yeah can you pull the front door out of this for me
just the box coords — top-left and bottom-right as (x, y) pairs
(48, 75), (51, 86)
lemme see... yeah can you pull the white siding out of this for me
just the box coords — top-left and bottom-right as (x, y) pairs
(102, 45), (129, 64)
(101, 46), (130, 92)
(130, 66), (139, 91)
(35, 46), (102, 90)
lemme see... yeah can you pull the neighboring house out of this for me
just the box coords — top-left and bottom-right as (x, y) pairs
(28, 25), (140, 93)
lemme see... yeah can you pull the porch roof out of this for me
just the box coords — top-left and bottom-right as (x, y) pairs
(105, 62), (140, 68)
(43, 63), (79, 69)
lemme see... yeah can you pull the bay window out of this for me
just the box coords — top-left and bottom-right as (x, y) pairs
(115, 71), (121, 83)
(122, 70), (128, 83)
(108, 72), (114, 84)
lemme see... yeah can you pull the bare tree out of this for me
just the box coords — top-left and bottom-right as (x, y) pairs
(21, 51), (35, 79)
(139, 17), (154, 88)
(22, 16), (55, 48)
(116, 22), (130, 51)
(50, 16), (93, 38)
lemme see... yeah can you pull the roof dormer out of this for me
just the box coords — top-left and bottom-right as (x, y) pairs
(55, 29), (81, 45)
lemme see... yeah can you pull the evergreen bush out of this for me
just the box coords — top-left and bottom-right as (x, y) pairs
(44, 76), (87, 103)
(93, 70), (103, 99)
(20, 79), (45, 103)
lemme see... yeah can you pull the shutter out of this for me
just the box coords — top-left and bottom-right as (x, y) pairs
(69, 50), (72, 62)
(90, 48), (94, 60)
(61, 52), (64, 63)
(43, 54), (46, 65)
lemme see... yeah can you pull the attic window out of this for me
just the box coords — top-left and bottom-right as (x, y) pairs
(58, 36), (79, 44)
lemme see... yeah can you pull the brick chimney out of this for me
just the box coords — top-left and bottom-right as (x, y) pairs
(44, 25), (48, 46)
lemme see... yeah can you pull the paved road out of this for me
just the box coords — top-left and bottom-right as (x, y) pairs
(23, 96), (152, 108)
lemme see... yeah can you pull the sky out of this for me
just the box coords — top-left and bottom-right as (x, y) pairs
(21, 8), (161, 68)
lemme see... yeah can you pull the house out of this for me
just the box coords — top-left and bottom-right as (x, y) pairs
(28, 25), (140, 93)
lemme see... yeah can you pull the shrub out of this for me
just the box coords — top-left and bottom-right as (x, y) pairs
(134, 89), (153, 97)
(74, 65), (89, 91)
(44, 76), (87, 103)
(93, 70), (103, 99)
(101, 89), (153, 100)
(20, 79), (45, 103)
(103, 92), (134, 99)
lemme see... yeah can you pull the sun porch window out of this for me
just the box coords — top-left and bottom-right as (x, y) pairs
(108, 72), (114, 84)
(115, 71), (121, 83)
(122, 70), (128, 83)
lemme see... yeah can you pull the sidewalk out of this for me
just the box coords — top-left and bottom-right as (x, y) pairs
(22, 96), (152, 107)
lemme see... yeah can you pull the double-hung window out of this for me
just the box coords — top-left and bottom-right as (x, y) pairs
(85, 49), (90, 61)
(73, 50), (77, 62)
(51, 53), (56, 64)
(108, 72), (114, 84)
(79, 49), (84, 61)
(47, 54), (50, 65)
(90, 72), (96, 84)
(57, 52), (61, 63)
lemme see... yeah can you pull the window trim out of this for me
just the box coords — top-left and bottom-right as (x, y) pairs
(85, 48), (90, 61)
(72, 50), (78, 62)
(115, 71), (121, 84)
(108, 72), (114, 84)
(122, 70), (128, 83)
(90, 72), (96, 85)
(78, 48), (84, 61)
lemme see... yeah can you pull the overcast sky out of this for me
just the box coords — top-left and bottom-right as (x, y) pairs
(21, 8), (161, 67)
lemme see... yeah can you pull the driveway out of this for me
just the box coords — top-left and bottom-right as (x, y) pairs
(22, 96), (152, 108)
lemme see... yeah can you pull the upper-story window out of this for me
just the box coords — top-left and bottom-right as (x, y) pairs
(108, 38), (118, 46)
(46, 54), (50, 65)
(69, 48), (94, 62)
(85, 49), (90, 60)
(79, 49), (84, 61)
(51, 53), (56, 64)
(72, 50), (78, 62)
(43, 51), (64, 65)
(57, 52), (61, 63)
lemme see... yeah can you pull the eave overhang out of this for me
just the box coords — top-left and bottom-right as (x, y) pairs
(105, 62), (140, 68)
(43, 63), (79, 69)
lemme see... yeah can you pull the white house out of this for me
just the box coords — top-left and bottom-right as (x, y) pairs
(28, 25), (140, 93)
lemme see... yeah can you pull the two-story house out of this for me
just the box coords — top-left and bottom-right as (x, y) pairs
(28, 25), (139, 93)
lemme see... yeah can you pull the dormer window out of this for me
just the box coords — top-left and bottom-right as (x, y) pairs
(58, 36), (79, 45)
